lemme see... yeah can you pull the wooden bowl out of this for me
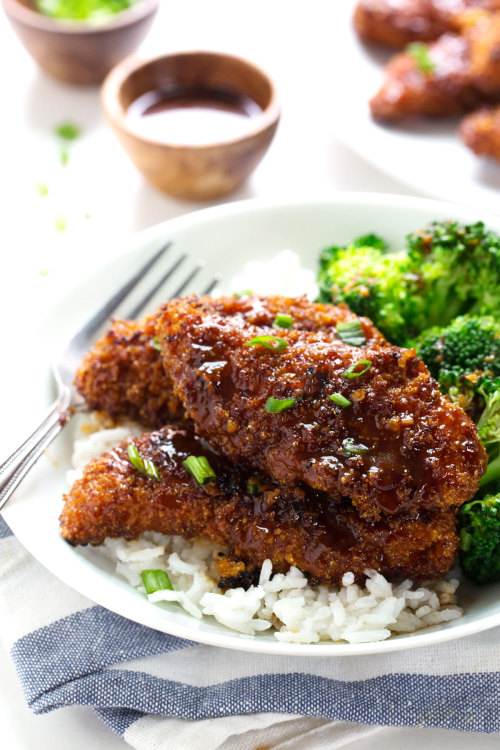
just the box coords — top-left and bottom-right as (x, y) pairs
(1, 0), (159, 85)
(100, 51), (281, 200)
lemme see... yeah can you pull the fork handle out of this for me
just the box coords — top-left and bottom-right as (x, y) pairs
(0, 392), (70, 513)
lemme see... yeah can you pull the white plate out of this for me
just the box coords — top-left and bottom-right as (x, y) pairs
(330, 2), (500, 212)
(3, 193), (500, 656)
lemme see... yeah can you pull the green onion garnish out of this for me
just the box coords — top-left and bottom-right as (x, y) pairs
(246, 479), (260, 494)
(141, 569), (173, 594)
(54, 214), (67, 232)
(55, 122), (81, 141)
(245, 335), (287, 351)
(127, 443), (160, 480)
(336, 320), (366, 347)
(329, 393), (351, 407)
(342, 359), (372, 379)
(182, 455), (216, 484)
(152, 336), (162, 351)
(272, 313), (293, 329)
(59, 147), (70, 167)
(342, 438), (369, 455)
(407, 42), (435, 74)
(36, 182), (49, 197)
(264, 396), (296, 413)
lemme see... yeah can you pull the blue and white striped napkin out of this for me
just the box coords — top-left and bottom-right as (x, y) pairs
(2, 514), (500, 750)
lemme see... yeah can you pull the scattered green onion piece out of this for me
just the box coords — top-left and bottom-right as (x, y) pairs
(59, 147), (70, 167)
(54, 214), (67, 232)
(246, 479), (260, 494)
(36, 182), (49, 197)
(127, 443), (160, 480)
(182, 455), (216, 484)
(342, 359), (372, 379)
(141, 569), (173, 594)
(342, 438), (369, 455)
(329, 393), (351, 407)
(272, 313), (293, 329)
(264, 396), (296, 413)
(55, 122), (81, 141)
(336, 320), (366, 347)
(407, 42), (435, 74)
(152, 336), (162, 351)
(245, 335), (287, 351)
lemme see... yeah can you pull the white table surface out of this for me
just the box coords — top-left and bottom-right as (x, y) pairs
(1, 2), (499, 747)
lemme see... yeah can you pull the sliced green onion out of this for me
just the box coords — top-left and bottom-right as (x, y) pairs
(336, 320), (366, 347)
(141, 569), (173, 594)
(36, 182), (49, 197)
(272, 313), (293, 329)
(60, 146), (71, 167)
(127, 443), (160, 480)
(246, 479), (260, 494)
(342, 437), (369, 455)
(245, 335), (287, 351)
(342, 359), (372, 379)
(55, 122), (81, 141)
(152, 336), (162, 351)
(265, 396), (296, 413)
(329, 393), (351, 407)
(407, 42), (435, 74)
(182, 455), (216, 484)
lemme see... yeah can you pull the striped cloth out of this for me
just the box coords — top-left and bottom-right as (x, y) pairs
(1, 515), (500, 749)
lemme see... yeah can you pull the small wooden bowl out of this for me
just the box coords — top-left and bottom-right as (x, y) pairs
(101, 51), (281, 200)
(1, 0), (159, 85)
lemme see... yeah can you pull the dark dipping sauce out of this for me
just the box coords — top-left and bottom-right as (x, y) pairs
(125, 87), (263, 145)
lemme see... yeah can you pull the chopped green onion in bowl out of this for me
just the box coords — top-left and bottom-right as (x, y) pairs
(36, 0), (137, 22)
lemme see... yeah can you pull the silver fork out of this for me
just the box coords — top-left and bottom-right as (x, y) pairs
(0, 242), (221, 512)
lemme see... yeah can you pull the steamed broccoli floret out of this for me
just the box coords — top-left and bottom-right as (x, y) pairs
(317, 221), (500, 345)
(459, 494), (500, 584)
(317, 234), (423, 344)
(415, 316), (500, 490)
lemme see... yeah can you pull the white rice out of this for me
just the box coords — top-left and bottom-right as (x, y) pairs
(68, 411), (463, 644)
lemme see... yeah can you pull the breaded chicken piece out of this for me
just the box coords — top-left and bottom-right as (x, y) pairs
(60, 425), (460, 584)
(354, 0), (500, 48)
(74, 313), (184, 429)
(456, 8), (500, 95)
(157, 296), (486, 521)
(460, 104), (500, 156)
(75, 295), (385, 428)
(370, 32), (481, 119)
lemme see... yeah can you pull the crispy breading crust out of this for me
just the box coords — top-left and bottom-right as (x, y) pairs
(157, 296), (486, 521)
(460, 104), (500, 156)
(60, 426), (460, 584)
(74, 296), (385, 428)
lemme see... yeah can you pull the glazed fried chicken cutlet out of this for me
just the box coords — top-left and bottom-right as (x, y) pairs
(157, 296), (486, 522)
(354, 0), (500, 48)
(75, 295), (385, 428)
(460, 104), (500, 156)
(369, 8), (500, 121)
(60, 425), (459, 585)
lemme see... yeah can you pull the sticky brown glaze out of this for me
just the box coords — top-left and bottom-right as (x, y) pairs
(354, 0), (500, 48)
(74, 295), (385, 428)
(60, 425), (459, 584)
(460, 104), (500, 157)
(457, 8), (500, 96)
(370, 32), (485, 120)
(157, 297), (486, 522)
(74, 313), (184, 428)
